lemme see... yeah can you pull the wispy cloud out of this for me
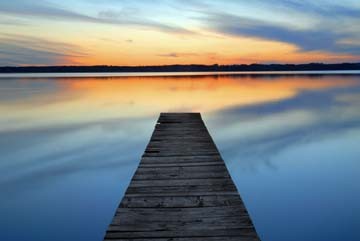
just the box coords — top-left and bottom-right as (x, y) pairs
(207, 13), (338, 51)
(157, 52), (200, 58)
(183, 0), (360, 55)
(0, 0), (98, 22)
(96, 9), (194, 34)
(258, 0), (360, 19)
(0, 34), (87, 66)
(0, 0), (194, 34)
(202, 11), (360, 54)
(0, 17), (28, 26)
(98, 38), (134, 45)
(158, 53), (180, 58)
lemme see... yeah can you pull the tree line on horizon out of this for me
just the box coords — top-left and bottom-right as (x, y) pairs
(0, 63), (359, 73)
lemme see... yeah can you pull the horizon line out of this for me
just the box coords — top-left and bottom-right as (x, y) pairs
(1, 62), (360, 68)
(1, 62), (360, 74)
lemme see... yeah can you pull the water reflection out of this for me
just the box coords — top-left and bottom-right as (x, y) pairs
(206, 84), (360, 167)
(0, 74), (359, 241)
(1, 75), (357, 132)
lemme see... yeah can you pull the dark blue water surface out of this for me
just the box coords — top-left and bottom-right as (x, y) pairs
(0, 72), (359, 241)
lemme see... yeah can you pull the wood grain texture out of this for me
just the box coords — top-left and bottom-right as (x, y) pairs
(103, 113), (261, 240)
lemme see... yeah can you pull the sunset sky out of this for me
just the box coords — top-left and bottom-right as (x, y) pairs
(0, 0), (360, 66)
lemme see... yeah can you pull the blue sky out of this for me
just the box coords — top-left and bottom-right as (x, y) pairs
(0, 0), (359, 65)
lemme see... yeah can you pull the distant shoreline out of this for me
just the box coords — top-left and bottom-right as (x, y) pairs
(1, 63), (360, 73)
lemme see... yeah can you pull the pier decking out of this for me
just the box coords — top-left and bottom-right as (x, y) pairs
(104, 113), (260, 240)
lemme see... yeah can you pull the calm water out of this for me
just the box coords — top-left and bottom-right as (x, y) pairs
(0, 73), (360, 241)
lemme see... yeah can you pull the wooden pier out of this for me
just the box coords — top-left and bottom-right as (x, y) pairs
(104, 113), (260, 241)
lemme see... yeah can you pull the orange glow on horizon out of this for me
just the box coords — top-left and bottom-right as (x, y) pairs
(60, 29), (360, 66)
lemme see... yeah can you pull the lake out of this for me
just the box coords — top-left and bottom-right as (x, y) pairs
(0, 72), (359, 241)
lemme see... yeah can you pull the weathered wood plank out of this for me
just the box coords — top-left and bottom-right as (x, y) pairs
(103, 113), (260, 241)
(129, 178), (232, 187)
(105, 237), (259, 241)
(126, 185), (237, 194)
(143, 153), (221, 157)
(132, 171), (231, 180)
(140, 156), (223, 164)
(108, 215), (254, 231)
(139, 161), (224, 167)
(119, 195), (244, 208)
(114, 206), (249, 219)
(135, 165), (229, 173)
(124, 191), (240, 197)
(105, 228), (258, 239)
